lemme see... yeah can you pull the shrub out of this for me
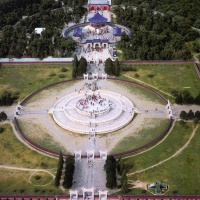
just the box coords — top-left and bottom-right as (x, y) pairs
(61, 67), (68, 72)
(49, 73), (56, 77)
(147, 73), (154, 78)
(0, 127), (4, 133)
(58, 74), (66, 78)
(34, 175), (41, 180)
(134, 73), (140, 78)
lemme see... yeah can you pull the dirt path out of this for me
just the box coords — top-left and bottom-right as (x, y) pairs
(127, 125), (199, 176)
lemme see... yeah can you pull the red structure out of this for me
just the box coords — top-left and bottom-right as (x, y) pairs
(88, 12), (108, 28)
(88, 0), (111, 11)
(88, 5), (110, 11)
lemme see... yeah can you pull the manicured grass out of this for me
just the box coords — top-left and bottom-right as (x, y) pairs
(0, 123), (58, 168)
(110, 119), (169, 154)
(127, 123), (200, 195)
(120, 64), (200, 101)
(0, 64), (73, 100)
(123, 122), (193, 172)
(0, 169), (63, 194)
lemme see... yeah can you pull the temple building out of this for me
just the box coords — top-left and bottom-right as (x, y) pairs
(88, 0), (111, 11)
(88, 12), (108, 28)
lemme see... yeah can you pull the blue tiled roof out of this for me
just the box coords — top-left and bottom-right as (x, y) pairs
(113, 27), (122, 36)
(88, 12), (108, 23)
(102, 39), (109, 43)
(86, 40), (93, 43)
(93, 39), (101, 43)
(73, 28), (82, 37)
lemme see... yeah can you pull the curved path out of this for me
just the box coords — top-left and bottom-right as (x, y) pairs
(0, 165), (55, 176)
(127, 125), (199, 176)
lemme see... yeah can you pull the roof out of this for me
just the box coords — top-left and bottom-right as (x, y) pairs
(73, 27), (82, 37)
(34, 28), (45, 35)
(88, 12), (108, 23)
(86, 39), (109, 43)
(113, 27), (122, 36)
(88, 0), (109, 5)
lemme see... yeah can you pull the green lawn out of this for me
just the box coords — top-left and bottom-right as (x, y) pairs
(0, 169), (63, 194)
(0, 64), (73, 100)
(0, 123), (58, 168)
(123, 122), (193, 172)
(126, 123), (200, 195)
(120, 64), (200, 101)
(110, 118), (169, 154)
(0, 123), (64, 194)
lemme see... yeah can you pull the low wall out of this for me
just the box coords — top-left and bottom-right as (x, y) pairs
(14, 78), (172, 158)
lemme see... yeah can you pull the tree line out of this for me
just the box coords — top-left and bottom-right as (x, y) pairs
(180, 110), (200, 123)
(175, 91), (200, 105)
(105, 58), (120, 76)
(72, 55), (87, 78)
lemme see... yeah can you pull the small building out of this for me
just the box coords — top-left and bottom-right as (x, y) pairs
(34, 28), (46, 36)
(88, 12), (108, 28)
(88, 0), (111, 11)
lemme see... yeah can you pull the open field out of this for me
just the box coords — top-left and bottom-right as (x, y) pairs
(127, 123), (200, 195)
(0, 169), (63, 194)
(0, 64), (73, 100)
(110, 118), (169, 154)
(120, 64), (200, 101)
(0, 123), (58, 168)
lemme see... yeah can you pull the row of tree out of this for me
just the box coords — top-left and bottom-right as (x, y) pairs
(175, 91), (200, 105)
(72, 55), (87, 78)
(63, 155), (75, 189)
(180, 110), (200, 121)
(114, 6), (199, 60)
(105, 58), (120, 76)
(55, 151), (64, 187)
(104, 156), (117, 189)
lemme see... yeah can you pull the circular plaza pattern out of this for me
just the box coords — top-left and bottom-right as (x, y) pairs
(51, 89), (135, 134)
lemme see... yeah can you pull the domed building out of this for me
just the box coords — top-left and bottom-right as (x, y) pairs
(88, 12), (108, 28)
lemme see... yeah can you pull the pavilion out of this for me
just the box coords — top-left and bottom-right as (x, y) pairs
(88, 12), (108, 28)
(88, 0), (111, 11)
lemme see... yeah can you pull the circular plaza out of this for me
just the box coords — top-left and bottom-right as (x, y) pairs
(51, 89), (135, 134)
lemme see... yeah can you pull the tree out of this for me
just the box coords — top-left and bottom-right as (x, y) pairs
(77, 57), (87, 77)
(187, 110), (195, 120)
(114, 59), (120, 76)
(55, 151), (64, 186)
(105, 58), (114, 75)
(104, 155), (117, 189)
(121, 171), (128, 193)
(63, 155), (75, 189)
(72, 54), (79, 78)
(194, 92), (200, 105)
(180, 111), (187, 120)
(0, 112), (7, 121)
(195, 111), (200, 121)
